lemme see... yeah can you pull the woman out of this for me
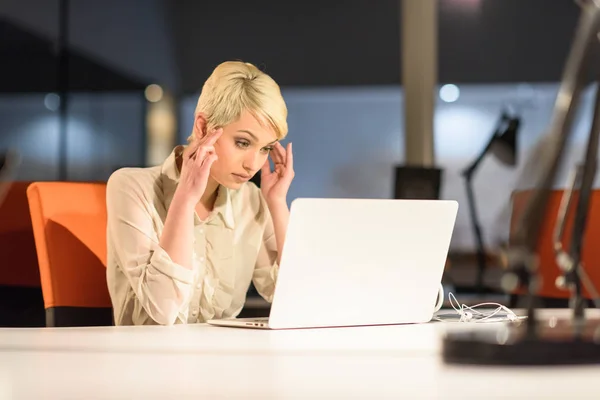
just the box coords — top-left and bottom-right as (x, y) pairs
(106, 61), (294, 326)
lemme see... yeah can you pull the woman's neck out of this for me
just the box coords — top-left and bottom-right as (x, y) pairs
(199, 177), (220, 211)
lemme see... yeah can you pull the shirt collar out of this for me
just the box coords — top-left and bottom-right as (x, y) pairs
(213, 184), (236, 229)
(160, 146), (236, 229)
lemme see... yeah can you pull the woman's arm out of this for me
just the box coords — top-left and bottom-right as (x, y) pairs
(160, 128), (222, 268)
(107, 128), (221, 326)
(266, 199), (290, 265)
(106, 171), (197, 326)
(251, 197), (286, 303)
(253, 141), (294, 301)
(260, 141), (294, 264)
(159, 191), (196, 269)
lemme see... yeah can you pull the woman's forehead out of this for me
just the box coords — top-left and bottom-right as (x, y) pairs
(227, 111), (278, 143)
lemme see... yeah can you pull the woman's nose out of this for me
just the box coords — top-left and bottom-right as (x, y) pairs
(243, 151), (263, 172)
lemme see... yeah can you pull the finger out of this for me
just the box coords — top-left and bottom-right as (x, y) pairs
(275, 141), (286, 161)
(194, 145), (215, 167)
(200, 153), (218, 171)
(272, 142), (286, 165)
(184, 139), (203, 161)
(195, 145), (214, 160)
(285, 142), (294, 172)
(202, 128), (223, 146)
(271, 150), (286, 176)
(269, 148), (281, 166)
(196, 127), (218, 145)
(272, 143), (293, 182)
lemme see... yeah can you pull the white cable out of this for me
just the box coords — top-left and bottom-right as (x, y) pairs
(434, 292), (522, 323)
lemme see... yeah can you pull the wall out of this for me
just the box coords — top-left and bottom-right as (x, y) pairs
(4, 82), (595, 252)
(0, 0), (174, 180)
(180, 82), (598, 252)
(0, 94), (145, 182)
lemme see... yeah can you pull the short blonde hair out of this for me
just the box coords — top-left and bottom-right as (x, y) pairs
(190, 61), (288, 141)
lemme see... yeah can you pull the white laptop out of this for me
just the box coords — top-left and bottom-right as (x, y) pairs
(207, 197), (458, 330)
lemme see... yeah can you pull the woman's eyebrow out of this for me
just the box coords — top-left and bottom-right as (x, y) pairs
(237, 129), (259, 141)
(237, 130), (277, 145)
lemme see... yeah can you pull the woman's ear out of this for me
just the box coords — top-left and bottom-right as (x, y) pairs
(193, 113), (208, 140)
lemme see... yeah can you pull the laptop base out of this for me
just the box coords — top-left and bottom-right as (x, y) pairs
(207, 317), (270, 329)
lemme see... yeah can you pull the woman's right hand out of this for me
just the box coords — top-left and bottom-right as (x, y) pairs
(176, 128), (222, 205)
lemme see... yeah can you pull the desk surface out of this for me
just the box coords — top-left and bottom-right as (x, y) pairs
(1, 309), (599, 399)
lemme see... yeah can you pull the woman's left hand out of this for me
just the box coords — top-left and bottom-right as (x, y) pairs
(260, 142), (294, 205)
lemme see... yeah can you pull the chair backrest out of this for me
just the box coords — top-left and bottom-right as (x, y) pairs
(0, 150), (20, 205)
(509, 189), (600, 299)
(0, 181), (40, 288)
(27, 181), (112, 327)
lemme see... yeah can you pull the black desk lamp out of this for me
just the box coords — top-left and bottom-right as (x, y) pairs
(462, 111), (520, 294)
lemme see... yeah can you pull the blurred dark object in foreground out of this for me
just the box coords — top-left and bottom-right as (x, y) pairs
(444, 0), (600, 366)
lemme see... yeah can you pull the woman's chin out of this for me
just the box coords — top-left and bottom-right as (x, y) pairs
(227, 182), (244, 190)
(218, 178), (245, 190)
(211, 173), (251, 190)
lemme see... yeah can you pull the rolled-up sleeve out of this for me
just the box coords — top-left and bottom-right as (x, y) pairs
(106, 171), (194, 325)
(251, 201), (279, 303)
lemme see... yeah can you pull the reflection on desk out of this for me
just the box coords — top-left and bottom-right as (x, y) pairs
(0, 309), (598, 399)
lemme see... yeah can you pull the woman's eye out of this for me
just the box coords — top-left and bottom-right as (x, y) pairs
(262, 146), (274, 153)
(235, 140), (250, 148)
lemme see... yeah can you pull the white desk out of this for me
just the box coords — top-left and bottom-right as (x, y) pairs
(0, 309), (599, 399)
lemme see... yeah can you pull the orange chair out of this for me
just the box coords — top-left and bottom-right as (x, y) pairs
(0, 181), (45, 327)
(509, 189), (600, 306)
(27, 182), (112, 327)
(0, 182), (41, 288)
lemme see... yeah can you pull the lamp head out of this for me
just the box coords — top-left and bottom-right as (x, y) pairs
(491, 115), (520, 166)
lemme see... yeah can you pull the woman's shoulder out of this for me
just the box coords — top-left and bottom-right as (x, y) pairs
(107, 166), (162, 200)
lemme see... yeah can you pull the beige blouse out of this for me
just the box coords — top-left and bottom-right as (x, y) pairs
(105, 146), (279, 326)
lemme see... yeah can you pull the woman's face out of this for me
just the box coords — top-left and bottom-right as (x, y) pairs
(195, 110), (278, 190)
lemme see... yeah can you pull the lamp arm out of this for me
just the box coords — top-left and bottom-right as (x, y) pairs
(501, 2), (600, 332)
(562, 78), (600, 320)
(461, 135), (496, 178)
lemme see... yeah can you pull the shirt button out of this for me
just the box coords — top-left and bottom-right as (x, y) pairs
(199, 256), (205, 263)
(196, 282), (201, 289)
(199, 228), (204, 235)
(192, 310), (198, 317)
